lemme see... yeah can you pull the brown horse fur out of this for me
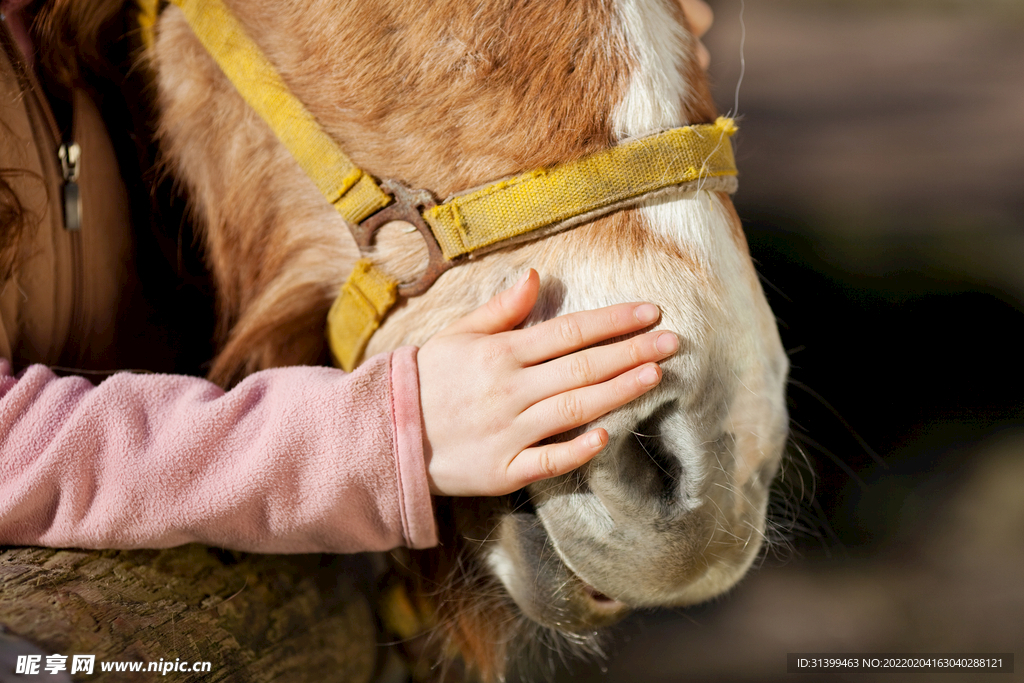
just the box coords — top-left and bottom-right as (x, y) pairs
(151, 0), (717, 387)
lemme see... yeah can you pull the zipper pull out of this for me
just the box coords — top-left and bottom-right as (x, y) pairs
(58, 142), (82, 231)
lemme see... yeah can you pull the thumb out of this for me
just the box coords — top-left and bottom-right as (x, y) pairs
(439, 269), (539, 337)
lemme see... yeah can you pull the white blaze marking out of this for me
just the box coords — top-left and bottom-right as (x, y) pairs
(613, 0), (695, 139)
(611, 0), (745, 501)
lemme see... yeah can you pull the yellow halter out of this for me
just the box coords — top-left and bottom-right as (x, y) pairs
(149, 0), (740, 371)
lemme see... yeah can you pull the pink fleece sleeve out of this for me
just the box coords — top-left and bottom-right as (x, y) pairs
(0, 347), (437, 553)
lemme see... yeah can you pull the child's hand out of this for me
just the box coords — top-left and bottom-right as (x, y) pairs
(418, 269), (678, 497)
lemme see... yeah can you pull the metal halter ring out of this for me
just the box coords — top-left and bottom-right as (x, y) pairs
(349, 180), (460, 298)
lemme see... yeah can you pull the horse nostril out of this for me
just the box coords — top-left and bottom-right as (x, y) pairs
(633, 430), (684, 503)
(584, 403), (692, 514)
(631, 404), (686, 500)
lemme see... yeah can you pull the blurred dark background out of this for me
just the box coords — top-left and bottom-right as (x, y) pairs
(545, 1), (1024, 681)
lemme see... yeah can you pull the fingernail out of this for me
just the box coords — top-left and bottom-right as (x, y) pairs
(655, 332), (678, 355)
(635, 304), (659, 325)
(587, 431), (604, 449)
(514, 270), (531, 290)
(638, 365), (661, 386)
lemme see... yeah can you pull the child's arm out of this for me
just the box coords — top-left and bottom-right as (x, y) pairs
(0, 272), (672, 554)
(0, 351), (435, 553)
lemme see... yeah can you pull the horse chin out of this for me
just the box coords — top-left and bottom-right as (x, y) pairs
(485, 493), (763, 636)
(486, 513), (632, 633)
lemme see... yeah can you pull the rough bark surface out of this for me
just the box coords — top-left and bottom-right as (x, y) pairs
(0, 545), (379, 682)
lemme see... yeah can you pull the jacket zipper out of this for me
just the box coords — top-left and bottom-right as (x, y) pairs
(2, 16), (86, 361)
(58, 139), (83, 232)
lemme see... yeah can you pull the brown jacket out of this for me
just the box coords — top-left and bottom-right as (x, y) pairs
(1, 16), (136, 372)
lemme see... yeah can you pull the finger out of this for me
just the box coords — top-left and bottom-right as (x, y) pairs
(680, 0), (714, 37)
(511, 302), (661, 366)
(437, 269), (539, 337)
(518, 362), (663, 443)
(503, 429), (608, 491)
(696, 40), (711, 70)
(522, 330), (678, 406)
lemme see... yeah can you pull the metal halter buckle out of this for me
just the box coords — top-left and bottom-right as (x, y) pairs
(349, 180), (458, 297)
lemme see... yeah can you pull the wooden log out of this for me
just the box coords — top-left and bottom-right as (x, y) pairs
(0, 545), (379, 682)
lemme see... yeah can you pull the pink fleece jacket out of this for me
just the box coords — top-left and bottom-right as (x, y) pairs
(0, 347), (437, 553)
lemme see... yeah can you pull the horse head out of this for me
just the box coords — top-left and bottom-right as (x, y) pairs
(150, 0), (789, 677)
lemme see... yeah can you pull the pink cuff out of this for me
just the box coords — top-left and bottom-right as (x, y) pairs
(390, 346), (437, 549)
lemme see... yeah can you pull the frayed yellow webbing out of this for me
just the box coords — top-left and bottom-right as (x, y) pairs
(424, 117), (739, 260)
(168, 0), (390, 224)
(328, 119), (737, 369)
(327, 259), (398, 372)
